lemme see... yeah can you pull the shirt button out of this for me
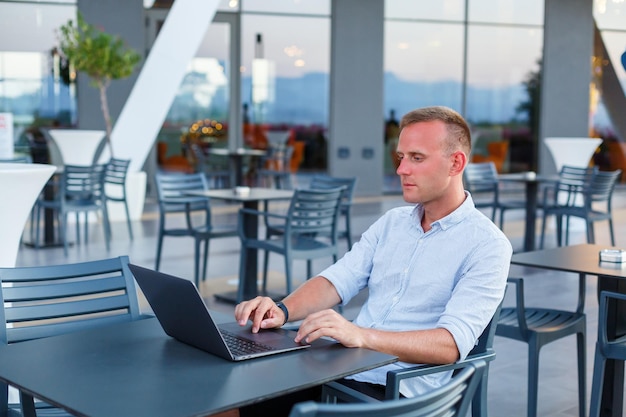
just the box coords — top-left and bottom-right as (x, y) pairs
(393, 296), (399, 303)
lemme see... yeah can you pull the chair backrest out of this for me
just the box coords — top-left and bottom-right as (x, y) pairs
(583, 169), (622, 207)
(155, 172), (210, 214)
(289, 361), (486, 417)
(597, 290), (626, 348)
(104, 158), (131, 187)
(0, 256), (142, 345)
(0, 256), (142, 411)
(309, 175), (357, 212)
(468, 299), (502, 358)
(463, 162), (498, 193)
(286, 187), (345, 237)
(550, 165), (597, 205)
(62, 164), (107, 203)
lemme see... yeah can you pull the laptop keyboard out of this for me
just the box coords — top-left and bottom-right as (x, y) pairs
(221, 330), (274, 357)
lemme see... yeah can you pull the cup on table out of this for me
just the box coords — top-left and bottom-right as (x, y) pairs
(234, 186), (251, 197)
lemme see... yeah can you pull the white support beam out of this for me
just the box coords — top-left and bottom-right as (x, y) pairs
(110, 0), (219, 172)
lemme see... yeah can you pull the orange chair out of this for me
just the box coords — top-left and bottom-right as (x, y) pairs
(472, 141), (509, 173)
(157, 142), (194, 173)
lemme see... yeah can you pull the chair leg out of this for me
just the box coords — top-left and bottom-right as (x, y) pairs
(556, 215), (564, 247)
(262, 250), (270, 293)
(102, 206), (111, 251)
(345, 214), (353, 249)
(539, 213), (547, 249)
(123, 199), (134, 240)
(75, 212), (81, 245)
(608, 219), (615, 246)
(237, 246), (248, 304)
(576, 331), (586, 417)
(193, 238), (201, 287)
(62, 213), (69, 257)
(527, 340), (541, 417)
(586, 220), (595, 244)
(589, 346), (607, 417)
(284, 256), (293, 294)
(202, 238), (209, 281)
(471, 364), (490, 417)
(155, 234), (165, 270)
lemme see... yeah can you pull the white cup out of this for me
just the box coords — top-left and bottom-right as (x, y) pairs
(234, 186), (251, 197)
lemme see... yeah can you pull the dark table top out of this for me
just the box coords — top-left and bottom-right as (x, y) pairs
(0, 318), (396, 417)
(511, 243), (626, 278)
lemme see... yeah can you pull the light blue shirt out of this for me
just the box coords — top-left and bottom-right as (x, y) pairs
(320, 192), (512, 397)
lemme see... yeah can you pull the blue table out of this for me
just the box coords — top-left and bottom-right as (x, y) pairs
(0, 318), (396, 417)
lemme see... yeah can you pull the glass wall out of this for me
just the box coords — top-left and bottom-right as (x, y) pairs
(0, 1), (76, 153)
(384, 0), (544, 176)
(3, 1), (625, 186)
(592, 0), (626, 173)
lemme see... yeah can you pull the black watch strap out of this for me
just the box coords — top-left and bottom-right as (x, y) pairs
(275, 302), (289, 325)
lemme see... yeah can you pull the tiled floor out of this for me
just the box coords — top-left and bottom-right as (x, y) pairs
(14, 178), (626, 417)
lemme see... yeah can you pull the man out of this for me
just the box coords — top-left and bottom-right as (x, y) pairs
(234, 106), (512, 415)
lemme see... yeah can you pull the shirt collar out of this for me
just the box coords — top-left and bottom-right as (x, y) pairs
(411, 191), (475, 231)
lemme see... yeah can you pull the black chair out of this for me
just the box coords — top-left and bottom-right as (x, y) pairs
(323, 303), (501, 417)
(309, 175), (357, 249)
(496, 276), (586, 417)
(294, 361), (486, 417)
(0, 256), (145, 417)
(540, 168), (621, 248)
(103, 157), (133, 240)
(463, 162), (525, 229)
(589, 290), (626, 417)
(33, 163), (110, 256)
(238, 187), (345, 300)
(155, 173), (237, 286)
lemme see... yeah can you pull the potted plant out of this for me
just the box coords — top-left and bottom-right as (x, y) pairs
(56, 13), (146, 223)
(57, 12), (141, 157)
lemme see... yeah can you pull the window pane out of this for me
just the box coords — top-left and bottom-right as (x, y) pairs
(241, 14), (329, 125)
(242, 0), (329, 15)
(385, 0), (465, 21)
(384, 21), (464, 114)
(466, 24), (543, 172)
(0, 3), (76, 130)
(469, 0), (544, 25)
(594, 0), (626, 30)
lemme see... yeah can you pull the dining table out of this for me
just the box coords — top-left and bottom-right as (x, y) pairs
(186, 187), (294, 303)
(511, 243), (626, 417)
(498, 172), (559, 252)
(0, 316), (397, 417)
(206, 147), (266, 186)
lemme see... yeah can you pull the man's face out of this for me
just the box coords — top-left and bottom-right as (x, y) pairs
(395, 121), (454, 205)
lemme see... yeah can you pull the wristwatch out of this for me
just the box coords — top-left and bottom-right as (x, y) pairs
(275, 301), (289, 325)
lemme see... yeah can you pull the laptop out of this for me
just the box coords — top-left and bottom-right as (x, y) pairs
(128, 264), (311, 361)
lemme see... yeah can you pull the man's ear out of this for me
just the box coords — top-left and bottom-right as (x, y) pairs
(450, 151), (467, 176)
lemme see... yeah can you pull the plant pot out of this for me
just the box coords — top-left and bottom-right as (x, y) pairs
(47, 129), (107, 166)
(0, 163), (56, 267)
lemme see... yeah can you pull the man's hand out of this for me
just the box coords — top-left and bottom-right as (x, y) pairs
(295, 309), (365, 347)
(234, 296), (284, 333)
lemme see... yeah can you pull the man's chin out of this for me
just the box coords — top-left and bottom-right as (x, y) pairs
(402, 190), (418, 204)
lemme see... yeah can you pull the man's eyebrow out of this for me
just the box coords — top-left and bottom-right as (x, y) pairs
(397, 150), (425, 157)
